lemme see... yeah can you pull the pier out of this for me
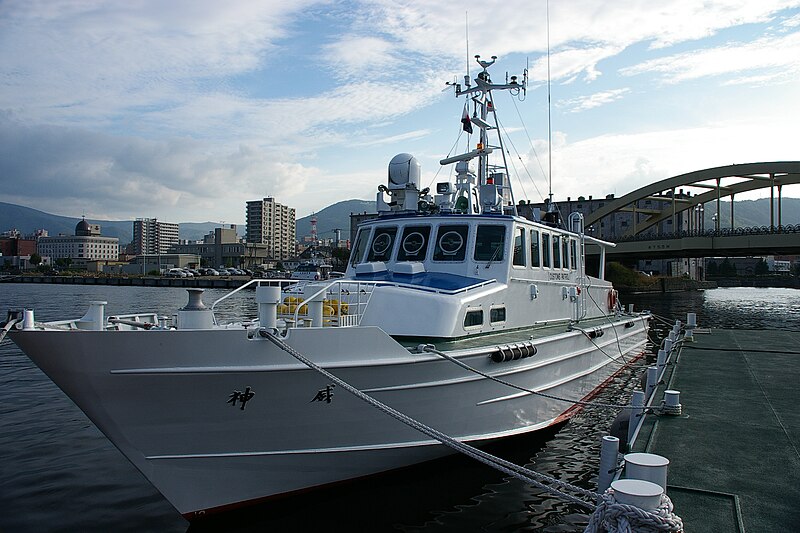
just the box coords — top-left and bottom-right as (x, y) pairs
(3, 274), (251, 289)
(633, 327), (800, 531)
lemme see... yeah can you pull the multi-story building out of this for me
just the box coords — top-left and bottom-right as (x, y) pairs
(246, 197), (296, 260)
(132, 218), (180, 255)
(171, 225), (272, 268)
(37, 219), (119, 262)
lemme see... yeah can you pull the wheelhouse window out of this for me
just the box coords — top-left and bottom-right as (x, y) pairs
(552, 235), (561, 269)
(397, 226), (431, 262)
(351, 229), (370, 266)
(562, 238), (569, 270)
(474, 225), (505, 262)
(463, 309), (483, 328)
(433, 225), (469, 262)
(542, 233), (551, 267)
(570, 239), (577, 270)
(512, 228), (526, 267)
(530, 229), (540, 268)
(367, 227), (397, 262)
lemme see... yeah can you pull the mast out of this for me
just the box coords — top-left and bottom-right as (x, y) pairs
(441, 55), (527, 216)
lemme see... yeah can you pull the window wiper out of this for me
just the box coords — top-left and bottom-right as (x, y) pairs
(485, 243), (503, 268)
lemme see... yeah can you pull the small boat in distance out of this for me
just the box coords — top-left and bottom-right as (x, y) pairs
(4, 54), (649, 519)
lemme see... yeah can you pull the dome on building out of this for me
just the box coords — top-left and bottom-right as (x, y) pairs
(75, 218), (92, 236)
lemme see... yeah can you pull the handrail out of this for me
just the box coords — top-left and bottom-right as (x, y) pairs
(291, 279), (380, 326)
(210, 278), (297, 311)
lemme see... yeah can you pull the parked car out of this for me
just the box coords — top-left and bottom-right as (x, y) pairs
(167, 268), (186, 278)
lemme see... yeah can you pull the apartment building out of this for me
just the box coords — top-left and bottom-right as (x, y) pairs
(132, 218), (180, 255)
(246, 197), (296, 260)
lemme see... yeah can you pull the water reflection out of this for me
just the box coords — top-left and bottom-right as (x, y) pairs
(0, 285), (797, 532)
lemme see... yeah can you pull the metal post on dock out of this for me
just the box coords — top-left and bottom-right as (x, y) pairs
(627, 390), (645, 447)
(646, 366), (659, 401)
(656, 349), (667, 377)
(598, 435), (619, 494)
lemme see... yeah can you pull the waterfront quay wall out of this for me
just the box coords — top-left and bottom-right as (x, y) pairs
(4, 275), (250, 289)
(616, 278), (717, 294)
(712, 276), (800, 288)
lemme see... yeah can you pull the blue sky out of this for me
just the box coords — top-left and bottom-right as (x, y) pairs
(1, 0), (799, 224)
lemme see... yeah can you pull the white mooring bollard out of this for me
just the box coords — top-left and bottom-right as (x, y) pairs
(598, 435), (620, 494)
(610, 479), (664, 511)
(256, 285), (282, 330)
(686, 312), (697, 329)
(22, 309), (35, 330)
(624, 452), (670, 491)
(663, 390), (682, 415)
(685, 328), (694, 342)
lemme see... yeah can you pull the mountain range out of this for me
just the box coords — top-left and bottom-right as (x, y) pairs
(0, 199), (375, 245)
(1, 197), (797, 245)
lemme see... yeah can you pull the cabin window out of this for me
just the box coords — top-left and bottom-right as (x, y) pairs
(542, 233), (551, 267)
(570, 239), (577, 270)
(463, 309), (483, 328)
(552, 235), (561, 269)
(530, 229), (540, 268)
(490, 307), (506, 324)
(474, 225), (505, 262)
(351, 229), (370, 266)
(433, 225), (469, 262)
(512, 228), (526, 267)
(367, 227), (398, 262)
(397, 226), (431, 261)
(562, 238), (569, 270)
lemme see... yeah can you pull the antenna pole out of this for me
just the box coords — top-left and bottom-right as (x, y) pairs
(465, 12), (470, 80)
(546, 0), (553, 205)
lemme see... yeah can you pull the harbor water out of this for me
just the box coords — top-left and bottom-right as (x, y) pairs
(1, 284), (798, 532)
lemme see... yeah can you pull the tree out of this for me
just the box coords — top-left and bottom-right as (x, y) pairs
(754, 259), (769, 276)
(706, 260), (718, 277)
(719, 257), (736, 277)
(29, 253), (42, 267)
(331, 247), (350, 271)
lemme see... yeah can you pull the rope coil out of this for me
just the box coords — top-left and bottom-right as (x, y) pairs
(585, 490), (684, 532)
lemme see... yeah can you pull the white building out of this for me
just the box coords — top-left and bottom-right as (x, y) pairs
(246, 197), (296, 260)
(37, 219), (119, 261)
(133, 218), (180, 255)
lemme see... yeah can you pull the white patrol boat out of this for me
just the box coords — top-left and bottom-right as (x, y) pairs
(3, 55), (649, 520)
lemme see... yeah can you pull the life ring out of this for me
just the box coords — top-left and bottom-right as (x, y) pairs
(607, 289), (618, 310)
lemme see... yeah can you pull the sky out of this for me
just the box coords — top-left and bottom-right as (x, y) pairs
(1, 0), (799, 225)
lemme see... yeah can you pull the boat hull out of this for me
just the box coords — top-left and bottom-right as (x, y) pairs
(9, 316), (648, 517)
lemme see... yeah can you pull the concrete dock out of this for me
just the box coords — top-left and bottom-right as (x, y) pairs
(633, 328), (800, 531)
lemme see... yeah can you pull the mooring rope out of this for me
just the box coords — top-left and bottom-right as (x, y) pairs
(584, 490), (684, 532)
(420, 345), (635, 410)
(260, 329), (599, 510)
(0, 318), (19, 344)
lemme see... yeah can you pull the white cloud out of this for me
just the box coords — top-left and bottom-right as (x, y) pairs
(0, 115), (322, 222)
(528, 115), (800, 203)
(621, 31), (800, 84)
(560, 88), (631, 112)
(2, 0), (800, 224)
(323, 36), (398, 78)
